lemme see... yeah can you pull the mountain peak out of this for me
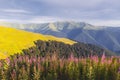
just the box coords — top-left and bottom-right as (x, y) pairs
(48, 23), (59, 32)
(47, 21), (104, 30)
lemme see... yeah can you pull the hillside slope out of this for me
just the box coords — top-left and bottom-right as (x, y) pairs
(0, 26), (76, 59)
(2, 22), (119, 54)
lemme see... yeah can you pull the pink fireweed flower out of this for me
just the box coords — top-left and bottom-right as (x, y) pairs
(27, 58), (30, 63)
(107, 56), (114, 64)
(33, 58), (36, 63)
(107, 60), (112, 64)
(11, 69), (16, 79)
(30, 49), (34, 53)
(11, 63), (14, 68)
(74, 58), (79, 63)
(80, 58), (86, 64)
(37, 56), (41, 63)
(41, 57), (45, 63)
(59, 59), (64, 68)
(37, 63), (41, 71)
(110, 56), (114, 61)
(18, 56), (23, 62)
(25, 55), (29, 61)
(29, 59), (33, 65)
(14, 59), (17, 64)
(101, 53), (105, 60)
(91, 55), (99, 63)
(69, 54), (74, 62)
(51, 54), (57, 61)
(101, 52), (106, 64)
(6, 58), (10, 65)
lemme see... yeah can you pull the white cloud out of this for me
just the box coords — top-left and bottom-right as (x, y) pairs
(88, 20), (120, 26)
(0, 16), (63, 23)
(0, 0), (120, 26)
(0, 9), (31, 13)
(1, 16), (120, 26)
(26, 16), (63, 23)
(38, 0), (104, 7)
(27, 16), (120, 26)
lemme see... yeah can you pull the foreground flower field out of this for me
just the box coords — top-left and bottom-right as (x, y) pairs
(0, 54), (119, 80)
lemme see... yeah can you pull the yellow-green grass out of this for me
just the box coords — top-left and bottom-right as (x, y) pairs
(0, 26), (76, 59)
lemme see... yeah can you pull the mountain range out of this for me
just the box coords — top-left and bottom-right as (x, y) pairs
(0, 21), (120, 55)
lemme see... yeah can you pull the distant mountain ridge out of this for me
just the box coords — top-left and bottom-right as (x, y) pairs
(0, 21), (120, 55)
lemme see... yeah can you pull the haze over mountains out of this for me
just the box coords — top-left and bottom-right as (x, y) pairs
(0, 21), (120, 55)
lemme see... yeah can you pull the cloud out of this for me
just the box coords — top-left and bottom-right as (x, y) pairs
(0, 16), (63, 23)
(1, 16), (120, 26)
(80, 19), (120, 26)
(25, 16), (61, 23)
(0, 0), (120, 26)
(34, 0), (119, 10)
(0, 9), (31, 14)
(36, 0), (104, 7)
(31, 0), (120, 20)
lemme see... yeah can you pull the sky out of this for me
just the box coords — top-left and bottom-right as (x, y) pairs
(0, 0), (120, 26)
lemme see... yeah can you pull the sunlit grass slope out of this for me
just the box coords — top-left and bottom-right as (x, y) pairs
(0, 26), (76, 59)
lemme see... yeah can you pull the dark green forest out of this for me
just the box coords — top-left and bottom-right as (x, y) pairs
(21, 40), (114, 58)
